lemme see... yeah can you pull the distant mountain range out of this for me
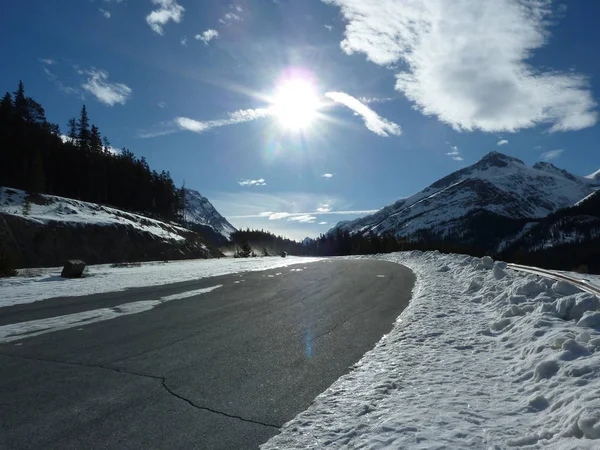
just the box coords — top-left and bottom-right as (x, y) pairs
(330, 151), (600, 255)
(183, 189), (237, 245)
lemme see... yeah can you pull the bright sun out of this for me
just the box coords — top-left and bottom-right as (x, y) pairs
(271, 79), (320, 130)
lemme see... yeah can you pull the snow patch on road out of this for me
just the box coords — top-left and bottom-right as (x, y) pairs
(0, 256), (323, 307)
(0, 285), (223, 343)
(262, 251), (600, 449)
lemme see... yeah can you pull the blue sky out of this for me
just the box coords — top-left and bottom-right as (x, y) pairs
(2, 0), (599, 239)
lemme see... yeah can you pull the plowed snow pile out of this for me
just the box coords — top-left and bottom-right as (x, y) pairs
(263, 251), (600, 449)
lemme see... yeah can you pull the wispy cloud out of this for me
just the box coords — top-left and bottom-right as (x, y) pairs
(146, 0), (184, 35)
(81, 69), (132, 106)
(324, 24), (333, 31)
(446, 146), (463, 161)
(497, 139), (508, 146)
(541, 149), (564, 161)
(234, 209), (379, 219)
(219, 5), (243, 25)
(325, 91), (402, 136)
(239, 178), (267, 186)
(289, 215), (317, 223)
(143, 108), (270, 138)
(318, 221), (328, 225)
(322, 173), (334, 178)
(180, 36), (187, 46)
(157, 101), (166, 108)
(325, 0), (597, 132)
(99, 8), (111, 19)
(39, 58), (56, 65)
(358, 96), (393, 104)
(196, 29), (219, 45)
(40, 63), (83, 98)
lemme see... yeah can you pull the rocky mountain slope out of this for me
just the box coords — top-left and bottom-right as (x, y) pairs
(330, 152), (599, 252)
(499, 190), (600, 272)
(0, 187), (220, 268)
(183, 189), (236, 245)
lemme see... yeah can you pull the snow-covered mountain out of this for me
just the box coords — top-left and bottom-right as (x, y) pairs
(184, 189), (236, 240)
(587, 168), (600, 181)
(330, 152), (599, 241)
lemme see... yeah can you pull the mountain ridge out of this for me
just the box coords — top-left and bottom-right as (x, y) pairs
(329, 152), (599, 247)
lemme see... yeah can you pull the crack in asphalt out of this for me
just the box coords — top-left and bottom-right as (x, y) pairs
(0, 352), (282, 429)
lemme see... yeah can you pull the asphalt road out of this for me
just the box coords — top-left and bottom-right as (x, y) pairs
(0, 259), (415, 450)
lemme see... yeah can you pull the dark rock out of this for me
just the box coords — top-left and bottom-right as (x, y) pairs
(61, 260), (86, 278)
(281, 251), (287, 258)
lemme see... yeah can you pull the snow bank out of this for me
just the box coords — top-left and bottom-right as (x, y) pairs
(0, 256), (323, 307)
(262, 251), (600, 449)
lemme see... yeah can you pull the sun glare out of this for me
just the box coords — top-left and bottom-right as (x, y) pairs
(271, 79), (320, 131)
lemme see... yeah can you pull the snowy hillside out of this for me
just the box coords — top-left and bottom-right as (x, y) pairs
(0, 187), (216, 267)
(263, 251), (600, 448)
(1, 187), (190, 241)
(184, 189), (236, 240)
(330, 152), (599, 240)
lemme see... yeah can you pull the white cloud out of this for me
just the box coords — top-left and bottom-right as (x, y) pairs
(316, 203), (331, 213)
(99, 8), (111, 18)
(541, 149), (564, 161)
(146, 0), (184, 35)
(324, 24), (333, 31)
(239, 178), (267, 186)
(325, 91), (402, 136)
(143, 108), (271, 137)
(39, 58), (56, 65)
(446, 146), (463, 161)
(81, 69), (132, 106)
(322, 173), (334, 178)
(175, 117), (209, 133)
(195, 29), (219, 45)
(234, 209), (379, 219)
(288, 215), (317, 223)
(180, 36), (187, 46)
(219, 11), (242, 25)
(318, 221), (328, 225)
(325, 0), (598, 133)
(497, 139), (509, 146)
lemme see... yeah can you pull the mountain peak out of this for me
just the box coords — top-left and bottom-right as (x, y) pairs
(183, 189), (236, 240)
(478, 151), (525, 167)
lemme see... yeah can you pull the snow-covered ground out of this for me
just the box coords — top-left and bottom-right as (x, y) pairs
(0, 256), (323, 307)
(0, 186), (190, 241)
(263, 251), (600, 449)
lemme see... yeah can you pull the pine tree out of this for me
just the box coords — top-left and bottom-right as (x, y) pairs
(89, 125), (102, 153)
(77, 105), (90, 151)
(67, 118), (77, 142)
(25, 98), (47, 125)
(13, 81), (28, 121)
(0, 92), (13, 117)
(102, 136), (111, 153)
